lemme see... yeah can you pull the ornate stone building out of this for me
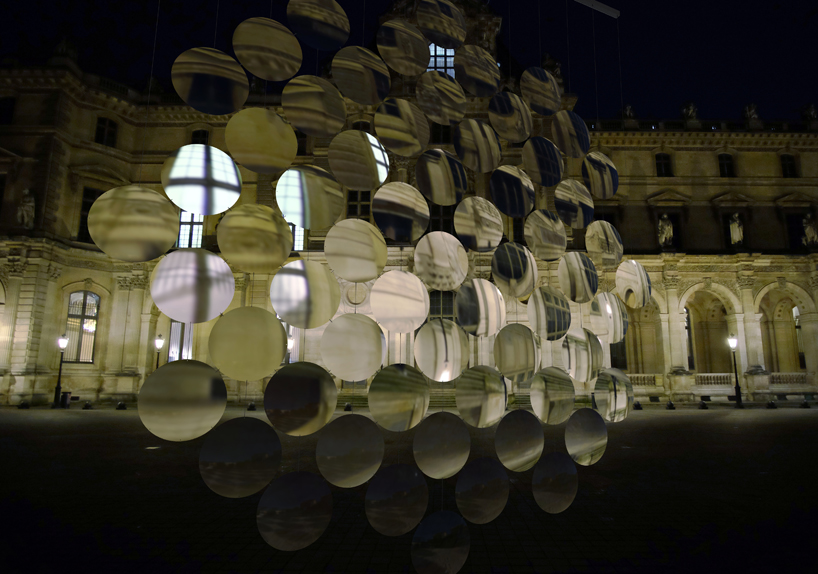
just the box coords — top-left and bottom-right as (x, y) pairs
(1, 0), (817, 406)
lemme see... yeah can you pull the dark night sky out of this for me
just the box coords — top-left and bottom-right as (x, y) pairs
(1, 0), (815, 121)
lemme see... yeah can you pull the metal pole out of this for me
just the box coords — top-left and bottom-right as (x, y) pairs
(52, 351), (64, 408)
(155, 350), (160, 370)
(732, 349), (743, 408)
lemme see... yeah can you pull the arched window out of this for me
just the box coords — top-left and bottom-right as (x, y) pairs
(95, 117), (118, 148)
(685, 306), (695, 370)
(64, 291), (100, 363)
(793, 307), (806, 369)
(427, 43), (455, 77)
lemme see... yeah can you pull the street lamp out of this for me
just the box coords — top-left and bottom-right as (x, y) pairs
(154, 334), (164, 370)
(727, 334), (744, 409)
(52, 335), (69, 409)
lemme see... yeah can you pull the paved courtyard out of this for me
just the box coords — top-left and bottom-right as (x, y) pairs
(1, 404), (816, 573)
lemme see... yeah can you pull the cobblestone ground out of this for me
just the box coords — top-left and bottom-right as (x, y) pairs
(1, 404), (816, 573)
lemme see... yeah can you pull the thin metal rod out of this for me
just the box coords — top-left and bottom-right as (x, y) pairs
(591, 10), (600, 126)
(572, 0), (620, 19)
(213, 0), (220, 48)
(617, 18), (625, 120)
(136, 0), (162, 183)
(565, 0), (571, 93)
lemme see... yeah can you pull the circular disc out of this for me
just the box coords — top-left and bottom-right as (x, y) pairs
(416, 71), (466, 126)
(414, 318), (470, 382)
(454, 196), (503, 252)
(269, 260), (341, 329)
(331, 46), (391, 105)
(491, 242), (538, 298)
(524, 209), (566, 261)
(415, 149), (468, 206)
(376, 19), (429, 76)
(328, 131), (390, 191)
(264, 362), (338, 436)
(257, 471), (332, 551)
(530, 367), (576, 425)
(164, 144), (241, 215)
(616, 259), (652, 309)
(217, 204), (293, 273)
(276, 166), (345, 230)
(325, 219), (387, 281)
(88, 185), (179, 262)
(528, 285), (572, 341)
(455, 457), (509, 524)
(455, 366), (507, 428)
(551, 110), (591, 158)
(555, 179), (594, 229)
(488, 91), (532, 143)
(585, 220), (623, 269)
(369, 364), (430, 432)
(453, 119), (502, 173)
(411, 511), (470, 574)
(520, 67), (561, 116)
(565, 408), (607, 466)
(372, 182), (430, 242)
(455, 278), (506, 337)
(320, 314), (384, 381)
(286, 0), (350, 51)
(493, 324), (540, 385)
(532, 452), (578, 514)
(282, 75), (346, 138)
(225, 108), (297, 176)
(594, 368), (631, 423)
(370, 270), (430, 333)
(413, 412), (471, 479)
(561, 329), (603, 384)
(416, 0), (466, 49)
(522, 137), (564, 187)
(138, 360), (227, 442)
(453, 45), (501, 97)
(490, 165), (536, 218)
(374, 98), (430, 157)
(151, 249), (235, 323)
(495, 409), (543, 472)
(365, 464), (429, 537)
(596, 291), (628, 344)
(316, 414), (384, 488)
(171, 47), (248, 115)
(199, 417), (282, 498)
(582, 151), (619, 199)
(559, 252), (598, 304)
(232, 17), (302, 82)
(414, 231), (468, 291)
(209, 307), (286, 381)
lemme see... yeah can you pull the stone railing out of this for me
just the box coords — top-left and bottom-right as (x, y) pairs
(629, 374), (656, 386)
(695, 374), (733, 386)
(770, 373), (808, 385)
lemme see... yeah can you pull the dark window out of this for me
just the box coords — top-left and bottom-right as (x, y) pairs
(352, 120), (372, 133)
(427, 44), (455, 78)
(0, 97), (15, 125)
(429, 202), (455, 234)
(94, 117), (118, 148)
(77, 187), (104, 243)
(167, 320), (193, 362)
(786, 213), (811, 252)
(347, 190), (371, 220)
(610, 340), (627, 370)
(0, 174), (6, 217)
(685, 307), (695, 370)
(718, 153), (735, 178)
(781, 154), (798, 178)
(655, 153), (673, 177)
(794, 308), (806, 369)
(429, 124), (452, 144)
(429, 291), (456, 322)
(191, 129), (209, 145)
(176, 210), (203, 248)
(64, 291), (100, 363)
(295, 131), (307, 155)
(512, 217), (525, 244)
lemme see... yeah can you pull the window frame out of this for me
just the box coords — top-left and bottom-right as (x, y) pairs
(176, 210), (204, 248)
(427, 43), (456, 78)
(655, 153), (673, 177)
(167, 319), (194, 362)
(94, 117), (118, 148)
(428, 202), (455, 234)
(63, 290), (100, 364)
(190, 129), (210, 145)
(77, 187), (104, 243)
(0, 96), (16, 125)
(780, 154), (798, 178)
(718, 153), (736, 178)
(346, 189), (372, 221)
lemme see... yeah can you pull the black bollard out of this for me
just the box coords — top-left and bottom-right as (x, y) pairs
(766, 400), (777, 409)
(633, 401), (642, 410)
(82, 401), (93, 410)
(247, 402), (256, 411)
(116, 401), (127, 410)
(666, 400), (676, 410)
(698, 400), (708, 409)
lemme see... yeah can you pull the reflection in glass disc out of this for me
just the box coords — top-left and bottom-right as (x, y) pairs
(561, 329), (604, 385)
(232, 17), (302, 82)
(269, 260), (341, 329)
(327, 131), (390, 191)
(415, 71), (466, 126)
(489, 165), (536, 218)
(594, 368), (632, 423)
(554, 179), (594, 229)
(488, 91), (532, 143)
(331, 46), (391, 106)
(413, 411), (470, 480)
(582, 150), (619, 199)
(416, 0), (467, 49)
(532, 452), (578, 514)
(369, 364), (430, 432)
(522, 137), (564, 187)
(316, 414), (384, 488)
(370, 270), (430, 333)
(551, 110), (591, 158)
(453, 45), (501, 97)
(411, 510), (470, 574)
(565, 408), (608, 466)
(276, 165), (345, 230)
(217, 204), (293, 274)
(453, 119), (502, 173)
(455, 457), (509, 524)
(415, 149), (468, 206)
(455, 278), (506, 337)
(286, 0), (350, 51)
(596, 291), (629, 345)
(455, 366), (507, 428)
(164, 144), (241, 216)
(257, 471), (333, 551)
(530, 367), (576, 425)
(376, 19), (429, 77)
(527, 285), (572, 341)
(491, 242), (538, 299)
(263, 362), (337, 436)
(171, 47), (248, 116)
(520, 66), (561, 116)
(524, 210), (567, 262)
(453, 196), (503, 252)
(493, 324), (540, 386)
(372, 182), (430, 243)
(320, 314), (384, 382)
(559, 252), (598, 304)
(494, 409), (543, 472)
(414, 231), (469, 291)
(414, 318), (470, 382)
(374, 98), (430, 157)
(281, 75), (346, 138)
(208, 306), (286, 382)
(325, 219), (387, 282)
(585, 220), (623, 269)
(365, 464), (429, 537)
(225, 108), (297, 176)
(616, 259), (652, 309)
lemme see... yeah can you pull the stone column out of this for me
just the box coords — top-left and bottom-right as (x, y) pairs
(725, 313), (748, 374)
(99, 276), (133, 402)
(664, 282), (689, 373)
(738, 276), (767, 373)
(121, 275), (148, 373)
(0, 262), (25, 403)
(797, 312), (818, 385)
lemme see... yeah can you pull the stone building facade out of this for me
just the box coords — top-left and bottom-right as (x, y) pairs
(1, 1), (817, 406)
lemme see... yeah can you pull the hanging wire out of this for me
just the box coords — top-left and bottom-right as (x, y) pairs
(213, 0), (221, 48)
(616, 18), (625, 121)
(507, 0), (511, 72)
(591, 10), (600, 127)
(362, 0), (367, 44)
(538, 1), (542, 63)
(565, 0), (571, 92)
(136, 0), (162, 183)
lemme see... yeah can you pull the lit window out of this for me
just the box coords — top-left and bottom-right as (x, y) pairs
(165, 144), (241, 214)
(167, 319), (193, 362)
(427, 43), (455, 78)
(64, 291), (100, 363)
(289, 223), (304, 251)
(95, 117), (118, 148)
(176, 210), (204, 248)
(365, 133), (390, 182)
(277, 170), (306, 250)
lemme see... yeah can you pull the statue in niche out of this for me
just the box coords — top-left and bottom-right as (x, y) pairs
(803, 104), (817, 122)
(803, 214), (818, 246)
(16, 188), (35, 230)
(657, 214), (674, 248)
(729, 213), (743, 245)
(623, 105), (635, 119)
(743, 103), (759, 120)
(681, 102), (698, 120)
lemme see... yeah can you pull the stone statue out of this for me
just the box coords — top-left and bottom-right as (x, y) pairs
(541, 53), (562, 79)
(623, 105), (635, 119)
(803, 214), (818, 246)
(658, 214), (674, 247)
(729, 213), (743, 245)
(743, 103), (759, 120)
(802, 104), (817, 122)
(16, 188), (35, 230)
(681, 102), (698, 120)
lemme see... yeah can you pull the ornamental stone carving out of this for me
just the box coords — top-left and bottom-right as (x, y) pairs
(737, 276), (755, 289)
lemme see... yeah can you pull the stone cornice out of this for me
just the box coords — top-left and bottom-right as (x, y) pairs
(591, 131), (818, 150)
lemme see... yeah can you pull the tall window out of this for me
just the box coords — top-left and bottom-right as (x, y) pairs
(0, 97), (15, 125)
(77, 187), (104, 243)
(793, 307), (806, 369)
(64, 291), (99, 363)
(429, 124), (452, 144)
(288, 223), (305, 251)
(511, 217), (526, 244)
(191, 129), (209, 145)
(176, 210), (204, 248)
(781, 154), (798, 178)
(685, 307), (695, 370)
(352, 120), (372, 133)
(347, 190), (371, 220)
(655, 153), (673, 177)
(95, 117), (118, 148)
(427, 43), (455, 77)
(429, 203), (455, 234)
(167, 320), (193, 362)
(610, 340), (627, 370)
(718, 153), (735, 178)
(429, 291), (456, 322)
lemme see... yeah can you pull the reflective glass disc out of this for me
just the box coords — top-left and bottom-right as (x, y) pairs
(414, 231), (468, 291)
(327, 131), (390, 191)
(415, 71), (466, 126)
(264, 362), (337, 436)
(455, 366), (507, 428)
(320, 313), (384, 381)
(368, 364), (430, 432)
(491, 242), (538, 298)
(282, 75), (346, 138)
(520, 66), (561, 116)
(150, 249), (235, 323)
(138, 360), (227, 442)
(455, 457), (509, 524)
(370, 270), (430, 333)
(455, 278), (506, 337)
(493, 324), (540, 385)
(276, 165), (345, 230)
(324, 218), (387, 282)
(551, 110), (591, 158)
(585, 220), (623, 269)
(257, 471), (332, 551)
(216, 204), (293, 274)
(561, 329), (603, 385)
(414, 318), (469, 382)
(565, 408), (607, 466)
(596, 291), (629, 344)
(415, 149), (468, 206)
(331, 46), (391, 106)
(316, 414), (384, 488)
(286, 0), (350, 51)
(232, 17), (302, 82)
(490, 165), (536, 218)
(453, 45), (501, 97)
(453, 119), (502, 173)
(593, 368), (631, 423)
(269, 260), (341, 329)
(88, 185), (179, 262)
(453, 196), (503, 252)
(524, 210), (567, 261)
(488, 91), (532, 143)
(374, 98), (430, 157)
(372, 182), (430, 242)
(582, 150), (619, 199)
(171, 47), (248, 115)
(530, 367), (576, 425)
(164, 144), (241, 216)
(616, 259), (652, 309)
(495, 409), (544, 472)
(522, 136), (564, 187)
(558, 252), (598, 304)
(527, 285), (572, 341)
(365, 464), (429, 537)
(199, 417), (281, 498)
(554, 179), (594, 229)
(208, 306), (285, 381)
(411, 511), (470, 574)
(532, 452), (578, 514)
(413, 411), (471, 479)
(225, 108), (297, 176)
(376, 19), (429, 76)
(416, 0), (467, 49)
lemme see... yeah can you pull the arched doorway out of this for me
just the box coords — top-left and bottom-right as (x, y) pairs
(759, 291), (805, 373)
(623, 299), (665, 375)
(684, 291), (731, 373)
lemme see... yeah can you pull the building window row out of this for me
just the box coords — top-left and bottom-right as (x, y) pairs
(655, 152), (798, 178)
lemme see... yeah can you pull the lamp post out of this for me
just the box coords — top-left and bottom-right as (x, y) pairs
(52, 335), (69, 408)
(727, 334), (744, 409)
(154, 334), (164, 370)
